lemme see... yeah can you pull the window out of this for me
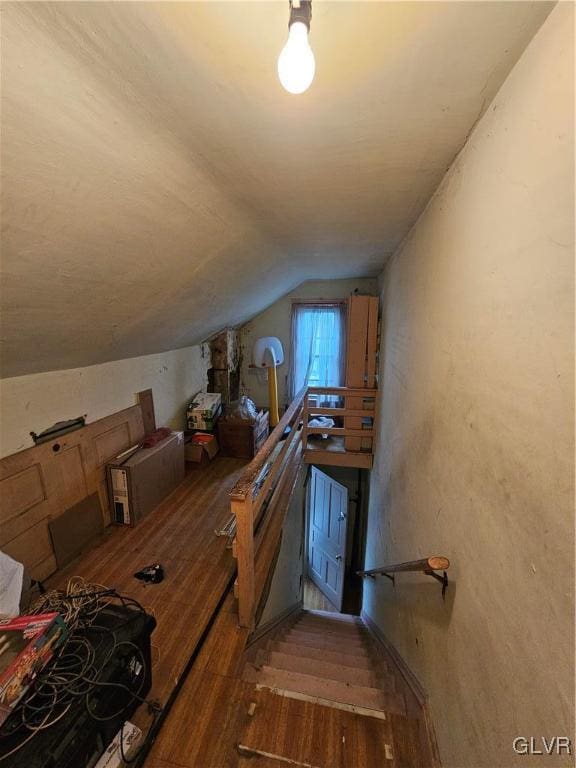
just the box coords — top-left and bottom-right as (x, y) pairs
(288, 302), (346, 399)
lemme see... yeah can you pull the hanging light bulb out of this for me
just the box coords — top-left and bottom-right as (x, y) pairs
(278, 1), (315, 95)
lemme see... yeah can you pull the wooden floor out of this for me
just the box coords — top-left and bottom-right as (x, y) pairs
(48, 457), (246, 730)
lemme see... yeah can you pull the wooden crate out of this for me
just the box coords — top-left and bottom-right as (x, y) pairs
(217, 410), (269, 459)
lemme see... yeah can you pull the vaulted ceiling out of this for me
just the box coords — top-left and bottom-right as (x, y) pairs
(0, 1), (552, 377)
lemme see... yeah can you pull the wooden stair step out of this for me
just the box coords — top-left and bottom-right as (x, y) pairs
(302, 609), (362, 624)
(243, 664), (391, 711)
(259, 650), (379, 688)
(286, 624), (367, 642)
(294, 618), (368, 638)
(246, 664), (402, 713)
(281, 629), (368, 651)
(270, 640), (377, 670)
(296, 612), (364, 626)
(289, 625), (368, 644)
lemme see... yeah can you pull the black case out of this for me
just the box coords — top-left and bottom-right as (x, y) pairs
(0, 605), (156, 768)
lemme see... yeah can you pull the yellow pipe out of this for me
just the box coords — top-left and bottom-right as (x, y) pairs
(267, 365), (280, 427)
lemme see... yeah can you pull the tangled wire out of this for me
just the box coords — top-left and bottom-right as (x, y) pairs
(0, 578), (161, 765)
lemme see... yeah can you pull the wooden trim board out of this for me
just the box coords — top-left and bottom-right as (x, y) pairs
(248, 601), (303, 647)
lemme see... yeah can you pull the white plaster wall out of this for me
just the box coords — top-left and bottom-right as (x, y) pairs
(239, 278), (378, 409)
(0, 346), (208, 457)
(363, 6), (574, 767)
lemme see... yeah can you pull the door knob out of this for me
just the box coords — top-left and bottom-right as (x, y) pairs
(338, 513), (346, 521)
(336, 555), (342, 561)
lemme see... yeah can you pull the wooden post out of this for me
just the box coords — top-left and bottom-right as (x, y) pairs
(345, 296), (369, 451)
(301, 392), (309, 455)
(232, 495), (255, 630)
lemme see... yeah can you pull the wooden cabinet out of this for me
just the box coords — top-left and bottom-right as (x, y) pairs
(217, 410), (269, 459)
(345, 295), (379, 452)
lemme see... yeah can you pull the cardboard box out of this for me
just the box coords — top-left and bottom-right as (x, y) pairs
(0, 612), (68, 726)
(186, 393), (222, 431)
(185, 433), (219, 463)
(107, 431), (185, 526)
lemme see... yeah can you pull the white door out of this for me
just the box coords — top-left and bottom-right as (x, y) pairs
(307, 467), (348, 611)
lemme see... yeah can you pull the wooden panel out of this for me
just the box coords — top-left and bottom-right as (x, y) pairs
(49, 493), (104, 569)
(0, 405), (145, 578)
(49, 445), (88, 509)
(0, 464), (45, 522)
(345, 295), (378, 453)
(363, 296), (379, 450)
(366, 296), (379, 388)
(345, 295), (370, 386)
(94, 422), (132, 466)
(2, 518), (54, 578)
(345, 296), (369, 451)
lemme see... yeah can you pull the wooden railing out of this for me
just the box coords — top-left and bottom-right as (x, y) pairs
(302, 386), (377, 444)
(230, 386), (307, 629)
(358, 556), (451, 596)
(230, 385), (379, 629)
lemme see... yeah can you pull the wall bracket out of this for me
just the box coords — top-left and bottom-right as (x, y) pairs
(425, 569), (449, 598)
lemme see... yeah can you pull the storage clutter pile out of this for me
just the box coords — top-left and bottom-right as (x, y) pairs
(184, 393), (270, 463)
(184, 392), (222, 463)
(0, 576), (158, 767)
(217, 396), (269, 459)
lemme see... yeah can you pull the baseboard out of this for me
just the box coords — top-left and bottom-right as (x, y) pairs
(248, 600), (303, 647)
(361, 610), (442, 768)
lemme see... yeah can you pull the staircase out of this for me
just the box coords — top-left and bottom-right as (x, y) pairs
(243, 608), (406, 718)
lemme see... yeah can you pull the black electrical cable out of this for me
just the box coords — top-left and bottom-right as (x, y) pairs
(0, 582), (163, 764)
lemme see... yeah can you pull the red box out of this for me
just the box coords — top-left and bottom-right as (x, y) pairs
(0, 612), (68, 725)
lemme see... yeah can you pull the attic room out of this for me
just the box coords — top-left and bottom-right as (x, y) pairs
(0, 2), (573, 767)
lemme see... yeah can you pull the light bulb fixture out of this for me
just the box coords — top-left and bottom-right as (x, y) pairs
(277, 1), (315, 95)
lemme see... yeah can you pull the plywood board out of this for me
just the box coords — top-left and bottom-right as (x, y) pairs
(49, 492), (104, 569)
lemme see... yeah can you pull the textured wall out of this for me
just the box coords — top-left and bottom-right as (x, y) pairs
(0, 345), (208, 458)
(239, 278), (378, 409)
(363, 6), (574, 767)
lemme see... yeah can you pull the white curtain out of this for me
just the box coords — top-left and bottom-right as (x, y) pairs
(288, 303), (346, 400)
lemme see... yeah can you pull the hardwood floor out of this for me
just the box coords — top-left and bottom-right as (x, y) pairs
(48, 457), (247, 730)
(44, 457), (433, 768)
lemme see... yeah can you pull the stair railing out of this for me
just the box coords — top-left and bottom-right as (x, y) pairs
(357, 556), (451, 596)
(230, 386), (307, 630)
(302, 386), (377, 446)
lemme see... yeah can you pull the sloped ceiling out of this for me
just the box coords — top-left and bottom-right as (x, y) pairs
(0, 1), (553, 377)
